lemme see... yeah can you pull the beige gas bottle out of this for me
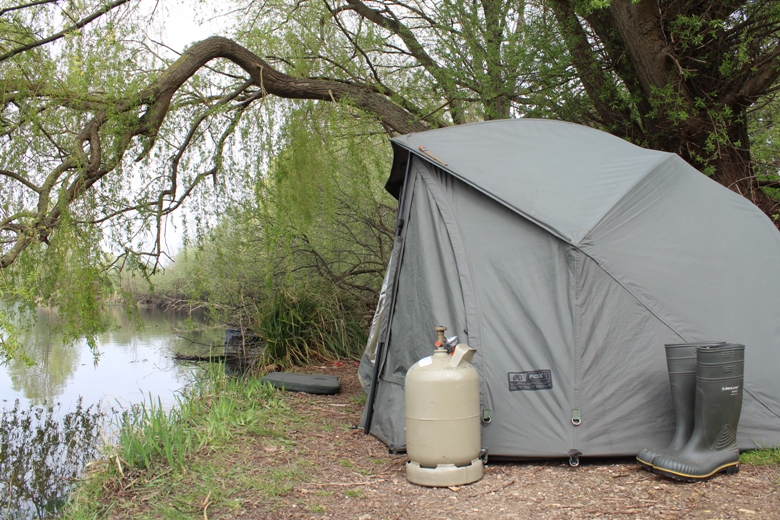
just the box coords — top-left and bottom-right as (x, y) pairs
(405, 326), (484, 487)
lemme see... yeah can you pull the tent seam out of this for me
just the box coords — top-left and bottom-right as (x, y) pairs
(744, 387), (780, 421)
(579, 154), (676, 243)
(574, 246), (688, 342)
(573, 249), (582, 451)
(417, 164), (492, 422)
(394, 148), (572, 242)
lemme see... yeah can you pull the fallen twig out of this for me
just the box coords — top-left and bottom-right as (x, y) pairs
(482, 478), (516, 494)
(306, 479), (385, 487)
(201, 491), (212, 520)
(393, 497), (414, 520)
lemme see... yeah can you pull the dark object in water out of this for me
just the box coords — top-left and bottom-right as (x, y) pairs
(173, 353), (229, 362)
(224, 328), (263, 356)
(223, 328), (263, 367)
(173, 329), (264, 369)
(260, 372), (341, 395)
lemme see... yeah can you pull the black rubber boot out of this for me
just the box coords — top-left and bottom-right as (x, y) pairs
(636, 342), (724, 469)
(652, 343), (745, 482)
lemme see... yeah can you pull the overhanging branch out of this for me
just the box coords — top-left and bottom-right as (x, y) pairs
(0, 0), (131, 62)
(1, 35), (429, 270)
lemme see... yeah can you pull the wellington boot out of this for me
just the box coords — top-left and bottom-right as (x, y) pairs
(636, 342), (724, 469)
(652, 343), (744, 482)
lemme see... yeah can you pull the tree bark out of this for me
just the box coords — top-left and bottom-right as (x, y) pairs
(1, 36), (431, 270)
(147, 37), (429, 137)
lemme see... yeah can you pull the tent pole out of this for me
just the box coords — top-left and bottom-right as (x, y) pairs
(364, 152), (413, 436)
(363, 340), (384, 435)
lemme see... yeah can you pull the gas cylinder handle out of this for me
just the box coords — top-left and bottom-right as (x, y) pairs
(450, 343), (476, 367)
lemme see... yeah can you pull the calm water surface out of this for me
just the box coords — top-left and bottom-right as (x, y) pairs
(0, 306), (223, 518)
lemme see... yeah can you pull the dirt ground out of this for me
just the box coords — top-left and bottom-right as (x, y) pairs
(238, 363), (780, 520)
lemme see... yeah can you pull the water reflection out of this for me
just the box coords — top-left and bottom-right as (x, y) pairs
(0, 305), (221, 518)
(1, 306), (219, 408)
(6, 308), (80, 403)
(0, 399), (104, 519)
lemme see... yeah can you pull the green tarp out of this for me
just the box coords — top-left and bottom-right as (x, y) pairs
(360, 119), (780, 458)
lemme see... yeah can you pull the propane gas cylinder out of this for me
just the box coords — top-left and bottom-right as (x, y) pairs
(404, 326), (483, 487)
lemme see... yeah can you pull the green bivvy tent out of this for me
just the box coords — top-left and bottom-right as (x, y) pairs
(358, 119), (780, 459)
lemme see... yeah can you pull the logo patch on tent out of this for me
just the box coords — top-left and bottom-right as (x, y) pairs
(508, 370), (553, 391)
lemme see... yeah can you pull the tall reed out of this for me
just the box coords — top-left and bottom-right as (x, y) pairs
(110, 365), (284, 476)
(257, 289), (367, 367)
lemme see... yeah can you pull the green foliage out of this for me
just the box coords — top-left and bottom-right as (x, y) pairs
(0, 212), (118, 358)
(234, 0), (542, 122)
(749, 94), (780, 205)
(112, 365), (287, 474)
(138, 101), (393, 367)
(258, 289), (367, 367)
(740, 448), (780, 467)
(257, 103), (395, 294)
(0, 306), (27, 363)
(62, 366), (304, 519)
(0, 1), (158, 358)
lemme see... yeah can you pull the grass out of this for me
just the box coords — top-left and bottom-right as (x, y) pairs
(740, 447), (780, 466)
(257, 289), (367, 367)
(344, 488), (364, 498)
(110, 365), (289, 474)
(263, 466), (309, 497)
(56, 361), (780, 518)
(61, 365), (308, 519)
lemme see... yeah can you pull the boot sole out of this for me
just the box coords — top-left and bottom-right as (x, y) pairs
(635, 457), (654, 470)
(652, 462), (739, 482)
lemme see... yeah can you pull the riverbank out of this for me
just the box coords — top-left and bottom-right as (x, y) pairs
(0, 305), (220, 519)
(62, 363), (780, 519)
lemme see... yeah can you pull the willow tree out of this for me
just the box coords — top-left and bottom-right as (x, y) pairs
(1, 0), (779, 353)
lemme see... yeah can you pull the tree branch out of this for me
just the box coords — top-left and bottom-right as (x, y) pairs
(729, 46), (780, 107)
(0, 0), (131, 62)
(333, 0), (465, 124)
(0, 0), (58, 17)
(2, 34), (430, 269)
(548, 0), (633, 130)
(0, 169), (41, 193)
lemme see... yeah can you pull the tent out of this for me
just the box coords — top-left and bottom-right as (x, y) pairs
(358, 119), (780, 459)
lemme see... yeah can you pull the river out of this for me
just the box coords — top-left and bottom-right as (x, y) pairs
(0, 305), (223, 519)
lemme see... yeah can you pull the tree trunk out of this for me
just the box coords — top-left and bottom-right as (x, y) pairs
(677, 111), (779, 224)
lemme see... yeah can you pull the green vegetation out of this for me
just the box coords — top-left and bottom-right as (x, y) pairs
(740, 448), (780, 467)
(256, 290), (368, 366)
(1, 399), (104, 519)
(63, 366), (305, 518)
(2, 0), (779, 363)
(113, 365), (292, 474)
(119, 106), (393, 367)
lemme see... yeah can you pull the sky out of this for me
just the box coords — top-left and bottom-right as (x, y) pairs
(154, 1), (227, 53)
(138, 0), (233, 257)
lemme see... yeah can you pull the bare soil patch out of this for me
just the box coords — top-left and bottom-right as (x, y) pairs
(237, 363), (780, 520)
